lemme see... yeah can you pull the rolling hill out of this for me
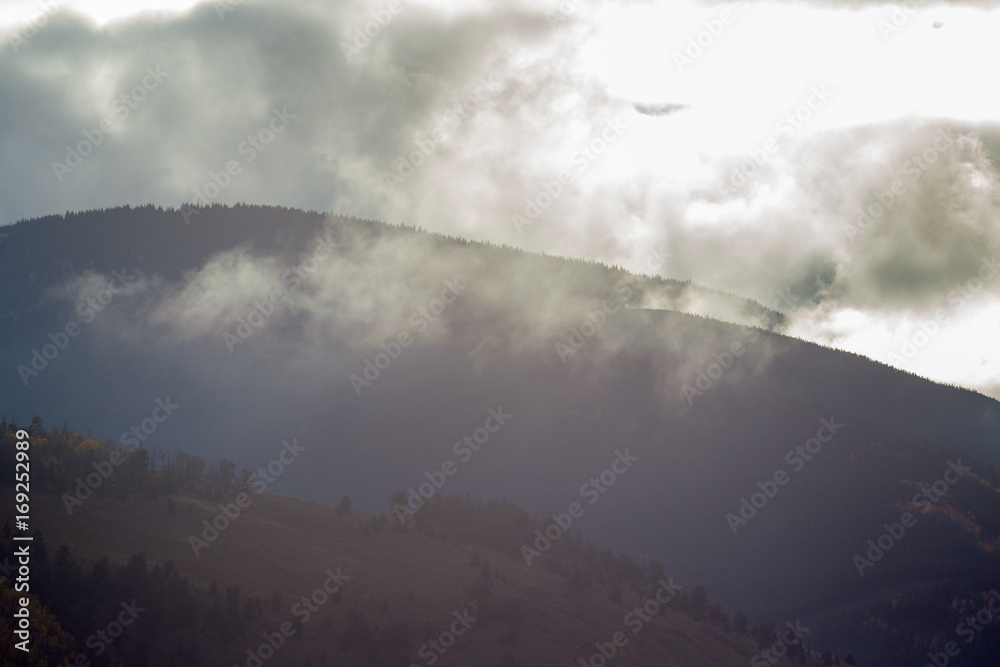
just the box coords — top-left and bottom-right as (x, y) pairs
(2, 204), (999, 664)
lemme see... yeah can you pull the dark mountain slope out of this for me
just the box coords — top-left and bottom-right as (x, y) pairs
(1, 204), (998, 664)
(0, 427), (841, 666)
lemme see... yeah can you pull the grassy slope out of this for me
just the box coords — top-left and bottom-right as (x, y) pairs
(2, 484), (835, 666)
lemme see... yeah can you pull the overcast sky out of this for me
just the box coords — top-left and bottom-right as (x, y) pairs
(1, 0), (999, 398)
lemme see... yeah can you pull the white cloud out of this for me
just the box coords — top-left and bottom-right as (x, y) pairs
(1, 0), (999, 396)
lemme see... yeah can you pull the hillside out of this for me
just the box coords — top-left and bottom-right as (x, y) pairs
(2, 205), (999, 664)
(0, 430), (851, 666)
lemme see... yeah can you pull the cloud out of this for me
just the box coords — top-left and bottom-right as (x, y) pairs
(1, 0), (1000, 395)
(634, 102), (689, 117)
(756, 0), (999, 6)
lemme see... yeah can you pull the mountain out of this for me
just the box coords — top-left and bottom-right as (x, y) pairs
(1, 429), (849, 666)
(1, 204), (999, 664)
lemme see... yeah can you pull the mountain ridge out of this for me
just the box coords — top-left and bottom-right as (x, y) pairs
(1, 204), (998, 665)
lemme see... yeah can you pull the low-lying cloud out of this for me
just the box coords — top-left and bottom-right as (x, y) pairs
(1, 0), (999, 396)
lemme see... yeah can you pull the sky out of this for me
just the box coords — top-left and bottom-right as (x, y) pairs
(1, 0), (999, 398)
